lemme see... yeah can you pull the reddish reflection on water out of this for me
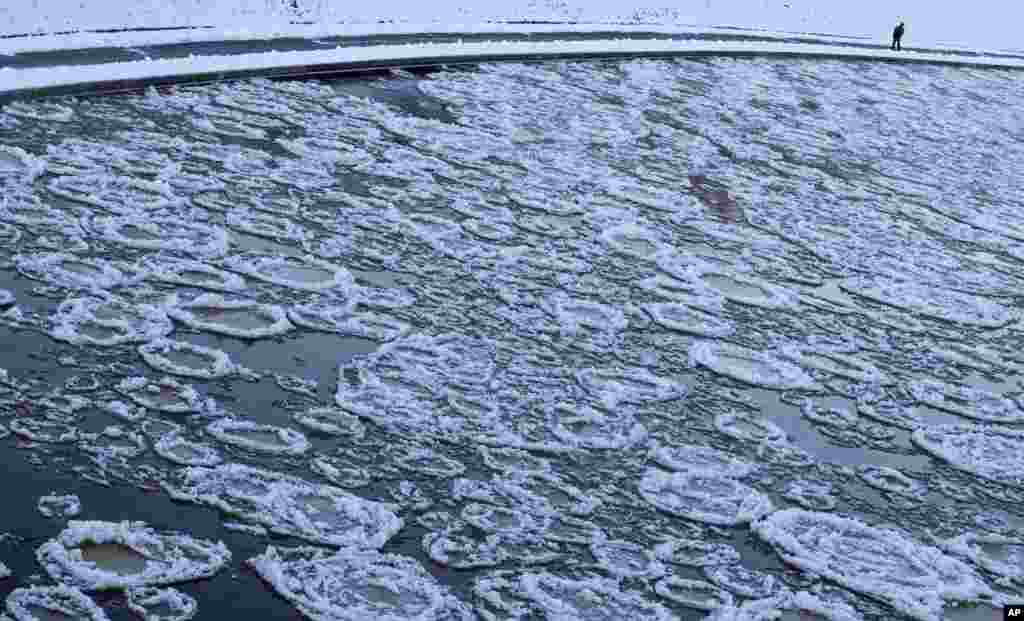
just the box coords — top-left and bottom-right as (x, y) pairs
(689, 175), (743, 224)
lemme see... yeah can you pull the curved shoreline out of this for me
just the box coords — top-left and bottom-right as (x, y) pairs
(2, 36), (1023, 102)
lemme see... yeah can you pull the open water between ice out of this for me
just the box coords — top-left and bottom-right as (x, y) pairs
(1, 55), (1023, 620)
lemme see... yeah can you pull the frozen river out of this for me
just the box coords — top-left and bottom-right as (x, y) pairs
(0, 55), (1022, 620)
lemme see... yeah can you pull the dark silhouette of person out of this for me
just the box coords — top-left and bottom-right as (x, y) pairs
(891, 21), (905, 51)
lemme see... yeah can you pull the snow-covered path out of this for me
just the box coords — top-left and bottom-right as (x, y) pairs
(3, 32), (1024, 100)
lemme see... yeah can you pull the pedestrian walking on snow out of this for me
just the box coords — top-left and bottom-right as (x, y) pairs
(891, 21), (905, 51)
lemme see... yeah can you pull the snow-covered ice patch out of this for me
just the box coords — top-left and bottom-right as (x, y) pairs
(590, 539), (665, 578)
(138, 339), (240, 379)
(310, 456), (371, 489)
(478, 447), (551, 475)
(703, 564), (781, 599)
(640, 273), (723, 307)
(116, 377), (205, 415)
(292, 406), (366, 438)
(857, 465), (928, 499)
(166, 463), (401, 548)
(168, 294), (293, 339)
(857, 401), (960, 431)
(142, 258), (246, 292)
(542, 294), (628, 334)
(783, 479), (837, 511)
(575, 367), (687, 408)
(47, 174), (171, 213)
(0, 145), (45, 182)
(3, 100), (73, 123)
(840, 277), (1016, 328)
(651, 443), (757, 478)
(37, 493), (82, 519)
(153, 434), (223, 467)
(692, 342), (817, 391)
(908, 379), (1024, 424)
(654, 538), (742, 567)
(549, 403), (647, 450)
(36, 520), (230, 590)
(192, 115), (267, 140)
(644, 302), (735, 338)
(289, 305), (408, 341)
(654, 577), (733, 611)
(518, 572), (677, 621)
(638, 468), (772, 526)
(940, 532), (1024, 586)
(423, 531), (506, 569)
(80, 425), (148, 459)
(752, 509), (992, 621)
(16, 253), (126, 291)
(6, 586), (108, 621)
(225, 209), (307, 244)
(714, 410), (787, 444)
(726, 591), (865, 621)
(461, 503), (548, 535)
(601, 222), (669, 261)
(225, 253), (352, 291)
(10, 418), (79, 443)
(206, 418), (310, 455)
(126, 586), (197, 621)
(912, 424), (1024, 488)
(780, 347), (889, 385)
(91, 216), (229, 258)
(335, 376), (440, 436)
(247, 546), (474, 621)
(0, 222), (21, 248)
(698, 270), (798, 310)
(395, 446), (466, 478)
(454, 474), (601, 518)
(49, 296), (172, 347)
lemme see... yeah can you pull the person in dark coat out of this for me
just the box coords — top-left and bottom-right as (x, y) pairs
(891, 21), (905, 51)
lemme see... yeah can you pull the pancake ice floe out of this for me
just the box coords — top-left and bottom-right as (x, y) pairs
(638, 468), (772, 526)
(165, 463), (401, 548)
(138, 339), (242, 380)
(247, 546), (474, 621)
(168, 294), (293, 339)
(840, 276), (1016, 328)
(205, 418), (310, 456)
(224, 253), (353, 292)
(6, 586), (108, 621)
(36, 520), (230, 590)
(692, 342), (817, 391)
(752, 509), (992, 621)
(911, 424), (1024, 488)
(125, 587), (197, 621)
(49, 296), (172, 347)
